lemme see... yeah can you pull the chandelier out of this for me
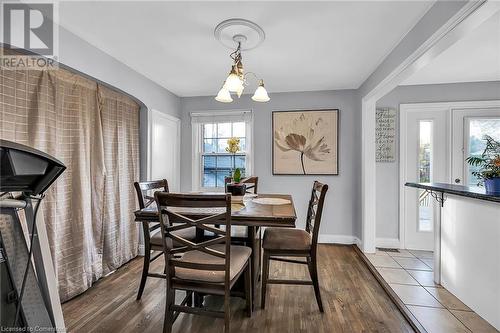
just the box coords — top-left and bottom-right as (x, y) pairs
(214, 19), (270, 103)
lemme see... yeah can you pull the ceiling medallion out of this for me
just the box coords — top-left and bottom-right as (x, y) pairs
(214, 19), (270, 103)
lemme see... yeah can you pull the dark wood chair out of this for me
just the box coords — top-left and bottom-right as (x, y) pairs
(155, 192), (252, 333)
(134, 180), (196, 300)
(224, 176), (259, 194)
(261, 181), (328, 312)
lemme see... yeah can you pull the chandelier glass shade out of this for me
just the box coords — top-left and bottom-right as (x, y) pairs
(215, 42), (269, 103)
(252, 80), (270, 102)
(225, 69), (244, 92)
(215, 85), (233, 103)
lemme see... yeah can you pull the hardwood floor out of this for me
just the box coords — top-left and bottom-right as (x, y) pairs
(62, 244), (414, 332)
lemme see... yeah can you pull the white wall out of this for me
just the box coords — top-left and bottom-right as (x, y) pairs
(441, 195), (500, 330)
(375, 81), (500, 241)
(180, 90), (361, 242)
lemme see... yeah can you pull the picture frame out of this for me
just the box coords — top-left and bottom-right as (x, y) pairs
(272, 109), (339, 175)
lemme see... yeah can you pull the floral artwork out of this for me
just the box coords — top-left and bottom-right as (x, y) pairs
(273, 110), (338, 175)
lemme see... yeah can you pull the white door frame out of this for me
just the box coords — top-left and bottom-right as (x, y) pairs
(147, 109), (181, 189)
(398, 100), (500, 249)
(361, 1), (499, 253)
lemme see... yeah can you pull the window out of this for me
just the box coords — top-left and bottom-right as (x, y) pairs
(191, 111), (252, 191)
(466, 118), (500, 186)
(418, 120), (433, 232)
(202, 122), (247, 188)
(418, 120), (433, 183)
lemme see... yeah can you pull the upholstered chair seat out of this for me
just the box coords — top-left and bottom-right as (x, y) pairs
(262, 228), (311, 251)
(174, 244), (251, 283)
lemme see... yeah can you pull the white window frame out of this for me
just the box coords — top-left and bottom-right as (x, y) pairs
(191, 110), (253, 192)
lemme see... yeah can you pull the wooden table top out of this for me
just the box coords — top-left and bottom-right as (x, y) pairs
(134, 194), (297, 227)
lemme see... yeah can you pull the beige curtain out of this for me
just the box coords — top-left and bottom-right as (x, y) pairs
(0, 61), (140, 301)
(98, 85), (140, 273)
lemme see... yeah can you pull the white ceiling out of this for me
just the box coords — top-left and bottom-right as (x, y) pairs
(59, 1), (434, 97)
(403, 11), (500, 86)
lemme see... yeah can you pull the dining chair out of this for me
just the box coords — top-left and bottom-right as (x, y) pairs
(133, 180), (196, 300)
(261, 181), (328, 312)
(224, 176), (259, 194)
(155, 192), (252, 333)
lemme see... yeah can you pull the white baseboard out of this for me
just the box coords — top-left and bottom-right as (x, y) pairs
(376, 238), (400, 249)
(318, 234), (360, 245)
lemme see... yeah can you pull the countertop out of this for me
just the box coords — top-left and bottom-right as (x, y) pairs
(405, 182), (500, 204)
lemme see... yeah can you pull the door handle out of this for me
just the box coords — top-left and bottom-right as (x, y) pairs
(455, 178), (461, 184)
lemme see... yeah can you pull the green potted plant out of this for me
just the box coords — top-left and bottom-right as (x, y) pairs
(466, 135), (500, 195)
(225, 137), (246, 196)
(226, 167), (246, 196)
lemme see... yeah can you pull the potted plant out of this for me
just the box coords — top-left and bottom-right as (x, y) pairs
(225, 137), (246, 196)
(226, 167), (247, 195)
(466, 135), (500, 195)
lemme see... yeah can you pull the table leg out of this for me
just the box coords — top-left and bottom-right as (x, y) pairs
(247, 226), (261, 310)
(258, 227), (262, 282)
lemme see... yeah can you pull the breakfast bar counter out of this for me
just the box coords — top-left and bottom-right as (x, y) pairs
(405, 182), (500, 330)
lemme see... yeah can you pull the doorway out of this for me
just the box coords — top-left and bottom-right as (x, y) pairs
(147, 109), (181, 191)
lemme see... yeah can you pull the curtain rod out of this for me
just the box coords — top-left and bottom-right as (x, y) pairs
(0, 43), (147, 111)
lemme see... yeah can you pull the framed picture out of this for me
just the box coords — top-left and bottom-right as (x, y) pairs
(272, 109), (339, 175)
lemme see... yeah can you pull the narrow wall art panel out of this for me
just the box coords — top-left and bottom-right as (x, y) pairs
(376, 108), (396, 162)
(272, 109), (339, 175)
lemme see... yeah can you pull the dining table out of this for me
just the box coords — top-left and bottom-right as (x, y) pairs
(134, 193), (297, 308)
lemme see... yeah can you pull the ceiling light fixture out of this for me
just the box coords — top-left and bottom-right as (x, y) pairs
(214, 19), (270, 103)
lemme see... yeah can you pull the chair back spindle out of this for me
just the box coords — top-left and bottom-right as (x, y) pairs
(305, 181), (329, 253)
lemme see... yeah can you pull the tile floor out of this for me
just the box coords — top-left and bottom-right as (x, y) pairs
(367, 249), (499, 333)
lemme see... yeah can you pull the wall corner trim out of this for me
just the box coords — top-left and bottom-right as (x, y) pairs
(375, 238), (401, 249)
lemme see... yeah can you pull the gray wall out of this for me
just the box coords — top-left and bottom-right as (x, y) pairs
(58, 27), (181, 180)
(180, 90), (361, 240)
(376, 81), (500, 240)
